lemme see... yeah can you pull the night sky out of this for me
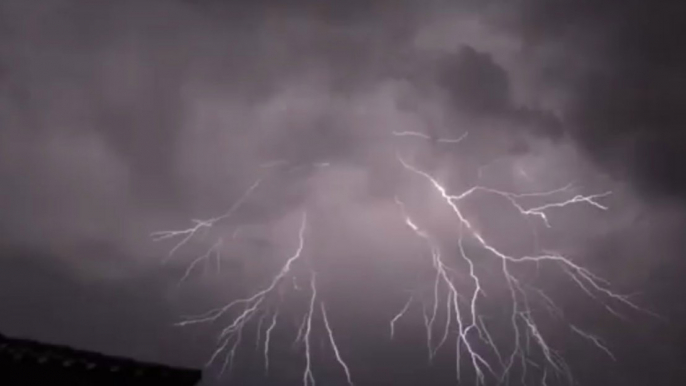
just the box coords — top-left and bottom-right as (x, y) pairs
(1, 1), (686, 385)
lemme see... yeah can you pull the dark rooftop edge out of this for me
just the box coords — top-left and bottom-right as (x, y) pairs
(0, 332), (202, 381)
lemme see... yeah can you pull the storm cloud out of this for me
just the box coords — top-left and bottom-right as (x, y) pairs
(0, 1), (685, 385)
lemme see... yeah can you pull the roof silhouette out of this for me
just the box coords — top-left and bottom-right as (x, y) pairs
(0, 333), (202, 386)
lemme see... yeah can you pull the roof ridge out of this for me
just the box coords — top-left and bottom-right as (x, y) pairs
(0, 333), (202, 384)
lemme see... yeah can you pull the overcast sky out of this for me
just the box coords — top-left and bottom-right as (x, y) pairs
(1, 1), (685, 385)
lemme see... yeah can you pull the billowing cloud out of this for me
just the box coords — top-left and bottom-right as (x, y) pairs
(497, 1), (686, 203)
(0, 1), (684, 385)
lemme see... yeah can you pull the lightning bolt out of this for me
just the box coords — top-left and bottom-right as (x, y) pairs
(152, 179), (261, 258)
(321, 303), (354, 386)
(303, 272), (317, 386)
(390, 295), (413, 340)
(392, 130), (469, 144)
(391, 152), (652, 384)
(153, 129), (651, 385)
(263, 312), (278, 373)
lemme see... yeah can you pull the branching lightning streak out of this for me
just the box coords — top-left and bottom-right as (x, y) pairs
(392, 152), (648, 384)
(303, 271), (317, 386)
(570, 325), (616, 361)
(179, 239), (224, 285)
(158, 208), (355, 386)
(159, 212), (313, 383)
(390, 296), (414, 339)
(152, 179), (261, 258)
(321, 303), (354, 386)
(395, 194), (494, 383)
(264, 312), (278, 373)
(174, 213), (306, 328)
(392, 130), (469, 144)
(154, 128), (648, 385)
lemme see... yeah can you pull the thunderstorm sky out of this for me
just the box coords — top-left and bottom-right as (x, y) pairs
(1, 1), (685, 385)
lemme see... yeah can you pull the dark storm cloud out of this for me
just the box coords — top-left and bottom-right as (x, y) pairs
(500, 1), (686, 203)
(0, 0), (388, 254)
(1, 1), (684, 385)
(436, 45), (564, 143)
(441, 46), (510, 115)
